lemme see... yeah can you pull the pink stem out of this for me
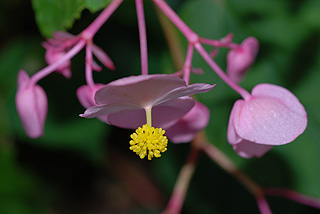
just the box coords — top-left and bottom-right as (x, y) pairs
(31, 40), (86, 84)
(194, 42), (251, 100)
(182, 44), (194, 85)
(153, 0), (198, 43)
(136, 0), (149, 75)
(196, 133), (272, 213)
(162, 148), (199, 214)
(257, 196), (273, 214)
(81, 0), (124, 39)
(153, 0), (251, 100)
(264, 188), (320, 209)
(85, 43), (95, 87)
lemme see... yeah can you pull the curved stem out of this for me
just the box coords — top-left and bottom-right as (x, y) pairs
(136, 0), (149, 75)
(162, 147), (199, 214)
(194, 132), (272, 213)
(153, 0), (251, 100)
(31, 40), (86, 84)
(81, 0), (124, 39)
(194, 43), (251, 100)
(264, 188), (320, 209)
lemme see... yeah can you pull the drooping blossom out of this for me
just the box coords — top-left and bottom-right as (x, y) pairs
(226, 37), (259, 82)
(81, 74), (215, 160)
(15, 70), (48, 138)
(43, 31), (80, 78)
(165, 101), (210, 143)
(227, 83), (307, 158)
(43, 31), (115, 78)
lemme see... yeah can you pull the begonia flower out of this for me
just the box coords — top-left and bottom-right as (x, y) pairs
(81, 74), (215, 160)
(226, 37), (259, 82)
(15, 70), (48, 138)
(227, 83), (307, 158)
(166, 101), (210, 143)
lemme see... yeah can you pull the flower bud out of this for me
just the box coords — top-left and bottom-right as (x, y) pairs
(226, 37), (259, 82)
(15, 70), (48, 138)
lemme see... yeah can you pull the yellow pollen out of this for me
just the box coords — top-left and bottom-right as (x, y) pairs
(129, 124), (168, 160)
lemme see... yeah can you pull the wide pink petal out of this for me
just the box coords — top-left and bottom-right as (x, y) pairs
(107, 96), (195, 129)
(227, 100), (244, 145)
(152, 83), (215, 106)
(234, 96), (307, 145)
(252, 84), (307, 115)
(95, 75), (186, 106)
(166, 101), (210, 143)
(80, 102), (141, 119)
(233, 140), (273, 158)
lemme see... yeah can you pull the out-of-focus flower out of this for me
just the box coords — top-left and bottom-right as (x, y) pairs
(81, 74), (215, 160)
(166, 101), (210, 143)
(226, 37), (259, 82)
(227, 84), (307, 158)
(76, 84), (108, 123)
(15, 70), (48, 138)
(43, 31), (80, 78)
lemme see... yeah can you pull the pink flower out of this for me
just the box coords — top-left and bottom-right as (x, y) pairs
(165, 101), (210, 143)
(226, 37), (259, 82)
(80, 74), (215, 130)
(43, 32), (79, 78)
(15, 70), (48, 138)
(227, 84), (307, 158)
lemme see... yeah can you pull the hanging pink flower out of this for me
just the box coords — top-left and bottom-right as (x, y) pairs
(227, 83), (307, 158)
(165, 101), (210, 143)
(226, 37), (259, 82)
(15, 70), (48, 138)
(80, 74), (215, 129)
(80, 74), (215, 160)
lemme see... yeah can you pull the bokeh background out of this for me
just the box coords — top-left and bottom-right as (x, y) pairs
(1, 0), (320, 213)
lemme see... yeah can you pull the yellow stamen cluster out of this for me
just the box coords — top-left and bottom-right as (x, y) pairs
(129, 124), (168, 160)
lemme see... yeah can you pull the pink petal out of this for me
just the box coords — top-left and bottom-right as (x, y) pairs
(95, 75), (187, 106)
(80, 102), (141, 119)
(153, 83), (215, 106)
(52, 31), (75, 41)
(227, 37), (259, 82)
(227, 100), (244, 145)
(91, 44), (115, 70)
(252, 83), (306, 115)
(166, 101), (210, 143)
(234, 84), (307, 145)
(76, 84), (105, 108)
(107, 96), (195, 129)
(233, 140), (273, 158)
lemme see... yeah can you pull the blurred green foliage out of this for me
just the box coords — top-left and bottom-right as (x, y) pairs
(0, 0), (320, 213)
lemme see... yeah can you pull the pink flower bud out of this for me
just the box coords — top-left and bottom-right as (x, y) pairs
(166, 101), (210, 143)
(76, 84), (108, 123)
(15, 70), (48, 138)
(227, 84), (307, 158)
(44, 47), (72, 78)
(226, 37), (259, 82)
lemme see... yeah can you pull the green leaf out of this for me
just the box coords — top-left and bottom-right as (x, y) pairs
(31, 0), (111, 37)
